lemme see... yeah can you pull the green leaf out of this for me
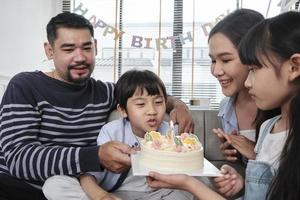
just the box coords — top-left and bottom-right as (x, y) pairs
(189, 134), (199, 141)
(174, 136), (183, 146)
(145, 132), (153, 141)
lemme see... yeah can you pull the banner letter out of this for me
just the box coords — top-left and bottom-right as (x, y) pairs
(179, 32), (193, 45)
(103, 26), (115, 37)
(74, 3), (89, 16)
(131, 36), (143, 48)
(201, 23), (214, 36)
(114, 31), (125, 40)
(167, 36), (178, 49)
(95, 19), (108, 29)
(144, 38), (152, 49)
(156, 38), (168, 50)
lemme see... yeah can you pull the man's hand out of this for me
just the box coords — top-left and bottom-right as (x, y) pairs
(213, 128), (239, 161)
(214, 165), (244, 197)
(167, 97), (194, 133)
(98, 141), (132, 173)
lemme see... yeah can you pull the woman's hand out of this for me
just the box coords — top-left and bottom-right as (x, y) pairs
(225, 134), (256, 160)
(213, 128), (239, 161)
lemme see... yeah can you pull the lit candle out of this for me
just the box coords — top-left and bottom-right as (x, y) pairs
(170, 120), (174, 135)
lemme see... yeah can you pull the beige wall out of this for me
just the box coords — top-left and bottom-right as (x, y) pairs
(0, 75), (10, 101)
(0, 0), (63, 78)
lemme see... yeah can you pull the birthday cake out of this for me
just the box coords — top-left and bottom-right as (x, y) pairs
(139, 131), (204, 172)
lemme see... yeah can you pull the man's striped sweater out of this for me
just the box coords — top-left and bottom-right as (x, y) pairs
(0, 71), (115, 188)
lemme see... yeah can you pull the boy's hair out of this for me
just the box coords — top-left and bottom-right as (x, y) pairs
(115, 69), (167, 110)
(208, 9), (264, 48)
(46, 12), (94, 45)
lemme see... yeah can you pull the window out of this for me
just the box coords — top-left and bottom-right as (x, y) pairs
(70, 0), (282, 109)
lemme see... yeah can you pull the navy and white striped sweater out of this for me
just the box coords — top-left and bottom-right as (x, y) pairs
(0, 71), (115, 188)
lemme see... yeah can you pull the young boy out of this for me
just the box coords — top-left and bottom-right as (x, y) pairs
(42, 69), (193, 200)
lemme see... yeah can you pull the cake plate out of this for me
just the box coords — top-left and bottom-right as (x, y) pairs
(131, 152), (221, 177)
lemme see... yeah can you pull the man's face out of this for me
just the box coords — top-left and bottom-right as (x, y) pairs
(45, 27), (97, 85)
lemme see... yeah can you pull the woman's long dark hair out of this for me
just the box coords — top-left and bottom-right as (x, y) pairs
(208, 8), (264, 47)
(239, 11), (300, 200)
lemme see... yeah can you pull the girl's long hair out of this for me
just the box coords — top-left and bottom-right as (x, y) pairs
(238, 11), (300, 200)
(268, 90), (300, 199)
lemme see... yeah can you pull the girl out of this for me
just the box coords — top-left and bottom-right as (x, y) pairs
(148, 11), (300, 200)
(235, 10), (300, 200)
(208, 9), (263, 161)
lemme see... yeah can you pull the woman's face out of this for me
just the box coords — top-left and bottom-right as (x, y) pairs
(209, 33), (249, 97)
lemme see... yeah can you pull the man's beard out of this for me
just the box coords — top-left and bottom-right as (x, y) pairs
(67, 73), (91, 84)
(67, 62), (94, 84)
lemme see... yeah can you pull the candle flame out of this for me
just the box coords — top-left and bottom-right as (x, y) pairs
(170, 120), (174, 129)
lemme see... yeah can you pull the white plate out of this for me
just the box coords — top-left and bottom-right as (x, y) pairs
(131, 152), (221, 177)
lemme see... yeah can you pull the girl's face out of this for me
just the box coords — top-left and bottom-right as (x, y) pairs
(119, 88), (166, 137)
(209, 33), (249, 97)
(244, 58), (295, 110)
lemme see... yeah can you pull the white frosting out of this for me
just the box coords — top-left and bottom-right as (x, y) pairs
(139, 143), (204, 172)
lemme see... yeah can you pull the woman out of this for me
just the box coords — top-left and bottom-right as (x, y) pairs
(209, 9), (263, 161)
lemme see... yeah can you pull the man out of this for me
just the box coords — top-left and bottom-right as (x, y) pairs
(0, 12), (194, 199)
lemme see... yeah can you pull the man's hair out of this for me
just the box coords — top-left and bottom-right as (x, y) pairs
(115, 69), (167, 111)
(46, 12), (94, 45)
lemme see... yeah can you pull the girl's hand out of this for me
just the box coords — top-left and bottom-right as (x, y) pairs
(147, 171), (226, 200)
(146, 172), (191, 191)
(226, 134), (256, 160)
(97, 193), (121, 200)
(213, 128), (239, 161)
(214, 165), (244, 197)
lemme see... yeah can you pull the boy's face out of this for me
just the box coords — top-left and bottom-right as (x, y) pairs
(119, 88), (166, 137)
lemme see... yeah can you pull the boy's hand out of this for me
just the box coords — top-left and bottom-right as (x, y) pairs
(213, 128), (239, 161)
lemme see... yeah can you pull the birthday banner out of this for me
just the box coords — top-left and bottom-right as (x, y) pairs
(74, 3), (229, 50)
